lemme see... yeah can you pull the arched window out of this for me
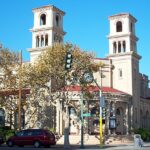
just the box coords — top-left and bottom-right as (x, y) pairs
(113, 42), (117, 53)
(40, 14), (46, 25)
(116, 108), (121, 116)
(0, 108), (5, 127)
(118, 41), (121, 53)
(36, 36), (40, 47)
(56, 14), (60, 27)
(123, 41), (126, 52)
(116, 21), (122, 32)
(45, 34), (48, 46)
(119, 69), (123, 78)
(130, 23), (133, 32)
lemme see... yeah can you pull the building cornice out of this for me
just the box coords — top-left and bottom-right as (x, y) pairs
(108, 33), (138, 41)
(30, 27), (66, 35)
(32, 5), (65, 16)
(27, 46), (51, 52)
(107, 51), (141, 60)
(109, 13), (137, 22)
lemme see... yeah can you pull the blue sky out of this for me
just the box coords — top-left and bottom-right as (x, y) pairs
(0, 0), (150, 78)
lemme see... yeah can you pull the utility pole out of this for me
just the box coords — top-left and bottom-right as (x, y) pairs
(92, 67), (104, 147)
(64, 49), (73, 149)
(18, 50), (22, 130)
(80, 91), (84, 148)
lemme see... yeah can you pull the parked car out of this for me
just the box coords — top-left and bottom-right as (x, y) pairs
(6, 129), (56, 148)
(0, 135), (4, 145)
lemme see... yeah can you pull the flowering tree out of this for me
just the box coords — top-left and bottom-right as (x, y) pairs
(23, 43), (103, 145)
(0, 47), (21, 128)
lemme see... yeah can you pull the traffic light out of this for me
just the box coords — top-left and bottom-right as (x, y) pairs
(102, 107), (107, 119)
(65, 51), (73, 70)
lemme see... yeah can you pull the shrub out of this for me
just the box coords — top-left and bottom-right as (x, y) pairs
(133, 128), (150, 141)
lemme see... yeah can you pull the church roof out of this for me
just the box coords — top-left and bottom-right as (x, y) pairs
(32, 5), (65, 15)
(109, 13), (137, 22)
(63, 85), (127, 95)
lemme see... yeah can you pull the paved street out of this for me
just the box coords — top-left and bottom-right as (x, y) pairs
(0, 143), (150, 150)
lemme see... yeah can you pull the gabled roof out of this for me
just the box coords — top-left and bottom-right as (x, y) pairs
(63, 85), (127, 95)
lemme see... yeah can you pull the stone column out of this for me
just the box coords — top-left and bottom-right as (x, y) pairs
(107, 101), (111, 135)
(39, 36), (41, 47)
(116, 41), (118, 53)
(125, 102), (129, 135)
(121, 41), (123, 53)
(112, 101), (116, 135)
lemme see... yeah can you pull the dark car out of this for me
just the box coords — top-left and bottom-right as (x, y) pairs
(0, 135), (4, 145)
(6, 129), (56, 148)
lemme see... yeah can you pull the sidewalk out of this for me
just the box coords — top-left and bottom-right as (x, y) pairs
(55, 142), (150, 150)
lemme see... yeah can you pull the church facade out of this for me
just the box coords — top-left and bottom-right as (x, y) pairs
(0, 5), (150, 135)
(27, 5), (150, 135)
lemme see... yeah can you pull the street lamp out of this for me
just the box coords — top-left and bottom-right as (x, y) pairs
(83, 70), (105, 147)
(80, 71), (94, 148)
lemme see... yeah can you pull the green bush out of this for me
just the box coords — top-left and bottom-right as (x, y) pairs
(0, 127), (16, 141)
(133, 128), (150, 141)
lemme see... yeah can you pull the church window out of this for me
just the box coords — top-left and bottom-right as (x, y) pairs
(116, 108), (120, 115)
(130, 23), (133, 32)
(119, 69), (123, 78)
(36, 36), (40, 47)
(40, 14), (46, 25)
(41, 36), (44, 47)
(56, 14), (60, 27)
(116, 21), (122, 32)
(45, 34), (48, 46)
(113, 42), (117, 53)
(118, 41), (121, 53)
(123, 41), (126, 52)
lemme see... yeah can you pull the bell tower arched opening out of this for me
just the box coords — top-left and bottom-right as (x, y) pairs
(116, 21), (122, 32)
(40, 14), (46, 25)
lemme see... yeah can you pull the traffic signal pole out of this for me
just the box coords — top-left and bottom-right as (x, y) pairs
(93, 68), (104, 147)
(99, 88), (103, 147)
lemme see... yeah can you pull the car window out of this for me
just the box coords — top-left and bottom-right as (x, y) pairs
(23, 130), (33, 136)
(32, 130), (42, 136)
(16, 131), (24, 136)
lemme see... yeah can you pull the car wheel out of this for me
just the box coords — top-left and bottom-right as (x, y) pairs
(7, 140), (14, 147)
(34, 141), (41, 148)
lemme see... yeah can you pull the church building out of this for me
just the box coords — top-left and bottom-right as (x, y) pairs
(27, 5), (150, 135)
(0, 5), (150, 136)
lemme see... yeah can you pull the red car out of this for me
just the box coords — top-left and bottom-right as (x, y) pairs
(6, 129), (56, 148)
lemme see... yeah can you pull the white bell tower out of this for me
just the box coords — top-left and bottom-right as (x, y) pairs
(107, 13), (141, 95)
(107, 13), (141, 128)
(108, 13), (138, 55)
(28, 5), (66, 62)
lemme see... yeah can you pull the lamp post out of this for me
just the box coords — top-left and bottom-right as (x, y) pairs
(80, 71), (94, 148)
(80, 92), (84, 148)
(83, 69), (105, 147)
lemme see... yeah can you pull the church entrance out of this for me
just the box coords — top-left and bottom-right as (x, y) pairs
(116, 107), (124, 134)
(89, 107), (100, 135)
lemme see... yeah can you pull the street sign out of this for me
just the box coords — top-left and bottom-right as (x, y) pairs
(82, 113), (91, 117)
(100, 96), (105, 107)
